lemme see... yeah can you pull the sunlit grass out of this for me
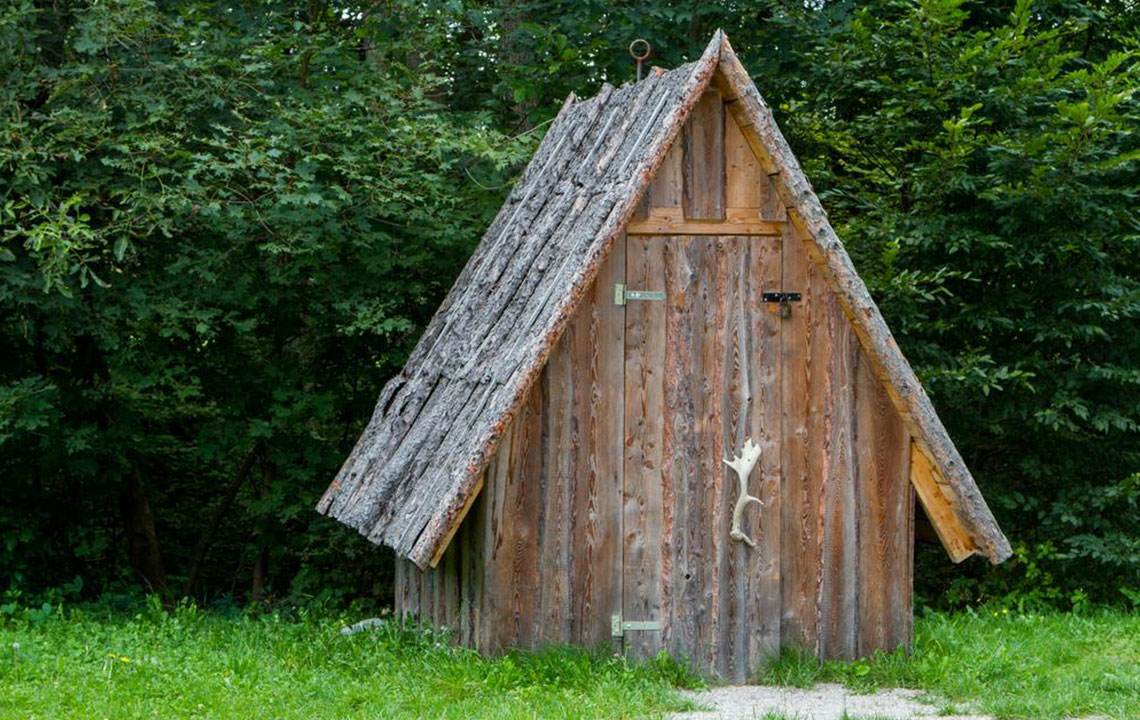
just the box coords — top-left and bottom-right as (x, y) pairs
(0, 600), (697, 719)
(756, 608), (1140, 720)
(2, 602), (1136, 719)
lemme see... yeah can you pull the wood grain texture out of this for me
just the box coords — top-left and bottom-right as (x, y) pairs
(626, 207), (781, 236)
(623, 233), (666, 660)
(683, 90), (726, 220)
(819, 288), (859, 661)
(911, 445), (977, 563)
(745, 233), (783, 672)
(399, 234), (626, 652)
(647, 141), (683, 210)
(623, 230), (782, 681)
(567, 234), (625, 647)
(725, 111), (785, 222)
(780, 222), (823, 654)
(855, 349), (913, 656)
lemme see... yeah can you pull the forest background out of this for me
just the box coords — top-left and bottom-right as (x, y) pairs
(2, 0), (1138, 613)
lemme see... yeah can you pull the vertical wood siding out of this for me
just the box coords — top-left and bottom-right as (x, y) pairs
(394, 94), (915, 676)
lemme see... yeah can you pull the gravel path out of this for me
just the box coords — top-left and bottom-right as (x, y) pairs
(671, 683), (993, 720)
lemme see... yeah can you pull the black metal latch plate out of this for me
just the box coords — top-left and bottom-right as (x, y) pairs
(761, 292), (802, 303)
(762, 291), (801, 318)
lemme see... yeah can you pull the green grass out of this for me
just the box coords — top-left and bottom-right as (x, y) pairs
(0, 600), (698, 719)
(2, 602), (1137, 719)
(758, 608), (1140, 719)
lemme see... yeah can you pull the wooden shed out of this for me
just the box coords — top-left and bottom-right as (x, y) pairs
(318, 31), (1011, 681)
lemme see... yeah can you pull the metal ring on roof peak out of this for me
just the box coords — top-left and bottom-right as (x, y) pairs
(628, 38), (651, 61)
(629, 39), (651, 81)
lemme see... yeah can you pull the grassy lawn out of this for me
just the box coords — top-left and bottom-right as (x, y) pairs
(761, 609), (1140, 720)
(0, 601), (1136, 719)
(0, 601), (695, 719)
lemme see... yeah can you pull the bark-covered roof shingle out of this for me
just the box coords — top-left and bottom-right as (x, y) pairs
(316, 33), (725, 568)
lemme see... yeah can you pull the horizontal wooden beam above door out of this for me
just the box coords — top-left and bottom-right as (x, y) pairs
(626, 207), (782, 236)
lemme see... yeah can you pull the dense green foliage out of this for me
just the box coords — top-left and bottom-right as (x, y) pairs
(2, 601), (1136, 719)
(1, 0), (1138, 608)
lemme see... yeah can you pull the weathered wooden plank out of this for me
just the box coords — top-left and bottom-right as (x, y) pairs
(725, 111), (762, 211)
(567, 234), (625, 647)
(683, 90), (726, 220)
(478, 382), (544, 649)
(745, 233), (783, 673)
(538, 342), (573, 643)
(910, 444), (977, 562)
(855, 349), (912, 656)
(394, 557), (408, 620)
(904, 481), (916, 653)
(419, 548), (433, 625)
(647, 141), (683, 211)
(623, 233), (665, 661)
(716, 34), (1009, 564)
(723, 102), (785, 224)
(510, 381), (544, 647)
(458, 493), (481, 646)
(480, 423), (512, 652)
(378, 379), (488, 547)
(626, 207), (781, 236)
(780, 222), (823, 654)
(661, 235), (702, 667)
(720, 236), (752, 682)
(819, 293), (860, 660)
(700, 237), (729, 677)
(469, 487), (487, 649)
(439, 534), (460, 630)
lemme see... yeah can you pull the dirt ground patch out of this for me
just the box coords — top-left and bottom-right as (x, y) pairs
(671, 683), (992, 720)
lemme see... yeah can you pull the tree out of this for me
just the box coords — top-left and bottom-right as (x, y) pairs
(0, 0), (530, 603)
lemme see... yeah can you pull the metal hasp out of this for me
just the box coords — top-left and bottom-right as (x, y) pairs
(614, 283), (666, 306)
(762, 291), (801, 318)
(611, 614), (663, 638)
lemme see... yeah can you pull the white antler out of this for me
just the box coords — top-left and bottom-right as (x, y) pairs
(724, 438), (764, 547)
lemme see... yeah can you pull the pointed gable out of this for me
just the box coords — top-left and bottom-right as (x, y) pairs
(318, 31), (1011, 569)
(317, 35), (723, 568)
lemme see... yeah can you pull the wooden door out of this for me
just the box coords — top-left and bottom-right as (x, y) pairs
(622, 232), (782, 682)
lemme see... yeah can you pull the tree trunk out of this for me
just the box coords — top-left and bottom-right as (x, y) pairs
(120, 467), (167, 594)
(250, 458), (272, 604)
(182, 442), (263, 597)
(498, 0), (537, 129)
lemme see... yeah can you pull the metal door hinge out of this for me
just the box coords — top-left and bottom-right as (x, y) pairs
(615, 283), (665, 306)
(611, 614), (662, 638)
(762, 291), (801, 318)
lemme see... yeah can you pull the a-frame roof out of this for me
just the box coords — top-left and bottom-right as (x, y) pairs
(317, 31), (1012, 569)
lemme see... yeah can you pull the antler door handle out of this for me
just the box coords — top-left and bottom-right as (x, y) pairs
(724, 438), (764, 547)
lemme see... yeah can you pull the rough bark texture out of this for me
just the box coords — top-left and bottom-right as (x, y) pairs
(318, 32), (725, 568)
